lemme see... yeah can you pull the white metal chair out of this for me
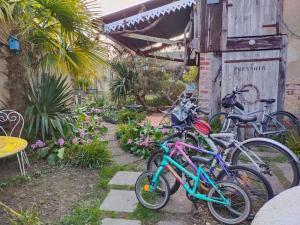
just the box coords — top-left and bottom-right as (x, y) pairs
(0, 110), (30, 175)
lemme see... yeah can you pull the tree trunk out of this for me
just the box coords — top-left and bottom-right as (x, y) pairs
(6, 52), (27, 111)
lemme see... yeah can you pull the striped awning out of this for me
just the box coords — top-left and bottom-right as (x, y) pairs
(104, 0), (196, 33)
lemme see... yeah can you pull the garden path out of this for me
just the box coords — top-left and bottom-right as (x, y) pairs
(102, 122), (144, 166)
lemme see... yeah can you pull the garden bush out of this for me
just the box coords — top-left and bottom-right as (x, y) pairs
(117, 109), (146, 123)
(64, 141), (112, 169)
(145, 95), (171, 108)
(25, 74), (74, 141)
(286, 133), (300, 158)
(116, 122), (163, 159)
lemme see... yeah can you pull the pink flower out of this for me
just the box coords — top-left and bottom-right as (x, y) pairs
(140, 137), (150, 147)
(72, 138), (79, 145)
(85, 116), (90, 123)
(127, 139), (133, 144)
(57, 138), (64, 146)
(35, 140), (45, 148)
(162, 128), (168, 134)
(31, 144), (36, 150)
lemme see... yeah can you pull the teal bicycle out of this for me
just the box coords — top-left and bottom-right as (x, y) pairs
(135, 141), (251, 224)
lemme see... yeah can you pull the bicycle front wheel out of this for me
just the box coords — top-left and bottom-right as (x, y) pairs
(217, 165), (273, 219)
(147, 149), (182, 195)
(231, 140), (300, 195)
(207, 182), (251, 225)
(135, 171), (170, 210)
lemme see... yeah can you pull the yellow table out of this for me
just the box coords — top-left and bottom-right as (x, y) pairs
(0, 136), (28, 159)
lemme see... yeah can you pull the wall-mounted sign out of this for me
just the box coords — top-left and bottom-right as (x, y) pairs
(207, 0), (220, 4)
(234, 65), (267, 72)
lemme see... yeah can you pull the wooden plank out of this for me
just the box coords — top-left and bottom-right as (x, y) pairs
(224, 57), (282, 64)
(226, 36), (283, 51)
(142, 54), (184, 63)
(200, 0), (223, 52)
(277, 35), (288, 111)
(121, 33), (180, 46)
(227, 0), (278, 37)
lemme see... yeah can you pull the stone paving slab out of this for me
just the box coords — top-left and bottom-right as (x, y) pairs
(100, 190), (138, 213)
(157, 220), (188, 225)
(113, 154), (140, 165)
(109, 171), (142, 186)
(101, 218), (141, 225)
(163, 187), (193, 214)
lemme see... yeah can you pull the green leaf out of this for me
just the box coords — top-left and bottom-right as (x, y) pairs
(47, 153), (58, 166)
(57, 147), (65, 160)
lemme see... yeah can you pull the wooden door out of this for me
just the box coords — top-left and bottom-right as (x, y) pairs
(221, 50), (281, 113)
(227, 0), (278, 37)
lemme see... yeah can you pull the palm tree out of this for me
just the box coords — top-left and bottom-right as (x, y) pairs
(0, 0), (107, 109)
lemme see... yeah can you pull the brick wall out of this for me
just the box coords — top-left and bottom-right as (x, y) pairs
(198, 53), (213, 112)
(285, 83), (300, 118)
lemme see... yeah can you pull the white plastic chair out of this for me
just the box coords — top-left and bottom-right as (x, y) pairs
(0, 110), (30, 175)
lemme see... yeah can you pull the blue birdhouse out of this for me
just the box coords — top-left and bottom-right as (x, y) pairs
(8, 35), (20, 54)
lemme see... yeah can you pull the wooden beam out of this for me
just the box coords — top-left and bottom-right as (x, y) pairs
(277, 35), (288, 111)
(226, 36), (283, 51)
(121, 33), (181, 46)
(142, 54), (184, 63)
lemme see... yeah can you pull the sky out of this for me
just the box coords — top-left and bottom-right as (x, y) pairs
(96, 0), (149, 15)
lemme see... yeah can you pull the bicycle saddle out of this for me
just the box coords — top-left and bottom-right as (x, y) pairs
(260, 99), (276, 104)
(227, 114), (257, 123)
(191, 156), (214, 165)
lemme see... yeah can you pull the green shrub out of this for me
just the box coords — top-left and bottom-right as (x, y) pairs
(116, 123), (141, 144)
(64, 141), (112, 169)
(145, 95), (171, 107)
(116, 122), (163, 159)
(286, 133), (300, 158)
(117, 109), (146, 123)
(25, 74), (74, 141)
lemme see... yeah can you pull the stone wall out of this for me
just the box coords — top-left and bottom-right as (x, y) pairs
(0, 47), (9, 109)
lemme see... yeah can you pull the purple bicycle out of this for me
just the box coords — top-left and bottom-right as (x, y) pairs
(147, 139), (273, 218)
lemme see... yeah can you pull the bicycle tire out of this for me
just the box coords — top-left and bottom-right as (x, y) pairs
(147, 149), (182, 195)
(135, 171), (170, 210)
(217, 165), (274, 219)
(207, 182), (252, 224)
(262, 110), (300, 142)
(231, 140), (300, 194)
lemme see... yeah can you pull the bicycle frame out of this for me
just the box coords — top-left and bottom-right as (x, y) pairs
(224, 104), (286, 136)
(151, 141), (230, 206)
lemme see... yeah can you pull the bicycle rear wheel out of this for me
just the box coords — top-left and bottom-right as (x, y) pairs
(231, 140), (300, 195)
(217, 165), (273, 219)
(207, 182), (251, 224)
(135, 171), (170, 210)
(263, 111), (300, 143)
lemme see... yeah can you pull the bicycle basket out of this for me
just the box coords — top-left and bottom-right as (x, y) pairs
(193, 118), (212, 135)
(222, 94), (236, 108)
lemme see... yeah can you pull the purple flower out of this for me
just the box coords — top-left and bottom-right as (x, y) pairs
(127, 139), (133, 144)
(31, 144), (36, 150)
(57, 138), (64, 146)
(35, 140), (45, 148)
(78, 129), (85, 138)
